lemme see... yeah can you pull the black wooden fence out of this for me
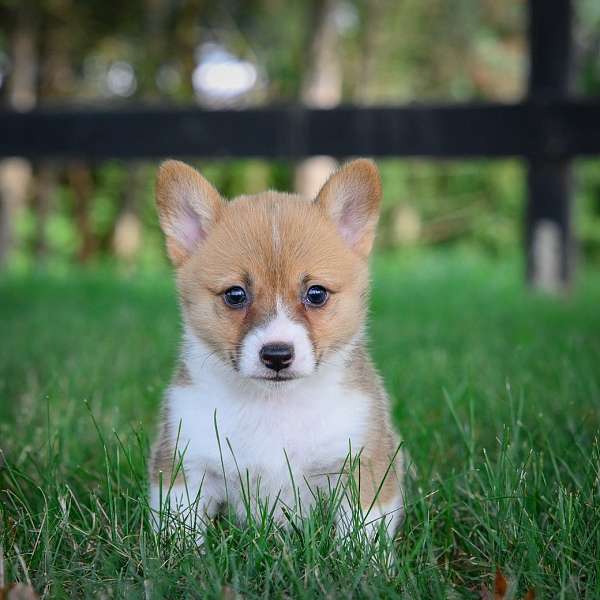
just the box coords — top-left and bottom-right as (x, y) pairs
(0, 0), (597, 289)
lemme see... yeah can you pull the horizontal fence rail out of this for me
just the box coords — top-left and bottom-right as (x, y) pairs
(1, 100), (600, 160)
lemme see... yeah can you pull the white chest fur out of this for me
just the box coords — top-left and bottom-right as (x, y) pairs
(154, 336), (370, 521)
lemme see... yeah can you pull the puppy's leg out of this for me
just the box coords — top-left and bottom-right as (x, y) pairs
(335, 452), (404, 543)
(334, 494), (403, 541)
(149, 471), (223, 546)
(361, 493), (404, 540)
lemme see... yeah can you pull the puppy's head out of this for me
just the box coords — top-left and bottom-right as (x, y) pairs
(156, 159), (381, 385)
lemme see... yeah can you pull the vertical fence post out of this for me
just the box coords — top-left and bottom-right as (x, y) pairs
(526, 0), (574, 292)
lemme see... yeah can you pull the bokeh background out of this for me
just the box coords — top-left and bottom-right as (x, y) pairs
(0, 0), (599, 272)
(2, 3), (600, 596)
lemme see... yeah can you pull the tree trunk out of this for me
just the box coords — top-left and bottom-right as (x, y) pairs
(0, 160), (32, 266)
(68, 162), (96, 263)
(32, 164), (57, 261)
(113, 163), (146, 261)
(0, 5), (37, 267)
(112, 0), (171, 262)
(294, 0), (342, 199)
(30, 15), (75, 263)
(353, 0), (386, 105)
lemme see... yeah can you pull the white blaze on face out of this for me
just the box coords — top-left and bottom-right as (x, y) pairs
(239, 300), (315, 379)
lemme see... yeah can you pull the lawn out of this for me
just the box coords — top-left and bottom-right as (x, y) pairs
(1, 251), (600, 599)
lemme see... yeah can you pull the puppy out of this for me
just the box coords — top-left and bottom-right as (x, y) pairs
(149, 159), (404, 542)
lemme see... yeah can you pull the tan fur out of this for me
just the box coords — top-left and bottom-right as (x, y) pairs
(150, 363), (191, 485)
(150, 403), (184, 486)
(344, 347), (403, 509)
(173, 362), (192, 386)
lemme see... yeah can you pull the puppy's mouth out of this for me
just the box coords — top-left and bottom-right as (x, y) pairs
(253, 374), (298, 383)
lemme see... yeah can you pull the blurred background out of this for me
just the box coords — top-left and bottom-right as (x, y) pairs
(0, 0), (599, 273)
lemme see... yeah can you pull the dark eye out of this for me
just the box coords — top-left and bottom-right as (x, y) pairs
(223, 286), (248, 308)
(305, 285), (328, 307)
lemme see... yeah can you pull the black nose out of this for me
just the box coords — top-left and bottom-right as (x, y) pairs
(259, 343), (294, 372)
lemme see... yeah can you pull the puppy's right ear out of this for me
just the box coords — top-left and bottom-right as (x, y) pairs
(155, 160), (223, 266)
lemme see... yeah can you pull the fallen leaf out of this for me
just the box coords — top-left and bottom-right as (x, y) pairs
(495, 568), (508, 599)
(480, 568), (535, 600)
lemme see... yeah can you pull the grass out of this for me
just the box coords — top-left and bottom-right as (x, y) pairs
(1, 250), (600, 598)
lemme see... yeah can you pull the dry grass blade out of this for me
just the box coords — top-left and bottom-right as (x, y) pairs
(0, 544), (4, 590)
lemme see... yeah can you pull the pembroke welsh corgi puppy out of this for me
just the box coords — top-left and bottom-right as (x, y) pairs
(149, 158), (404, 542)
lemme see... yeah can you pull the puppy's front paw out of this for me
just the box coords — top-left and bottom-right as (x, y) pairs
(149, 482), (217, 548)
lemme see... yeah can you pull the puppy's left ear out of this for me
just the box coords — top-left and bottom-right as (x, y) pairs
(155, 160), (223, 267)
(315, 159), (382, 257)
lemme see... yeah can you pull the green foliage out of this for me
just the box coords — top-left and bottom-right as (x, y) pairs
(7, 157), (600, 269)
(577, 160), (600, 262)
(378, 160), (525, 256)
(1, 252), (600, 597)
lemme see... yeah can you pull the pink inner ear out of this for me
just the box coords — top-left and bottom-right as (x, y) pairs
(337, 195), (368, 246)
(176, 201), (205, 252)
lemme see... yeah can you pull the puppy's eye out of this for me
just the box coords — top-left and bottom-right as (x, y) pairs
(304, 285), (328, 307)
(223, 286), (248, 308)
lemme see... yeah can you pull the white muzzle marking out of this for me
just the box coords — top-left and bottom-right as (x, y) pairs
(239, 301), (315, 380)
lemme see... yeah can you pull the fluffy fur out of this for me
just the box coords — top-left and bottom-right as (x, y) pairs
(149, 159), (404, 542)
